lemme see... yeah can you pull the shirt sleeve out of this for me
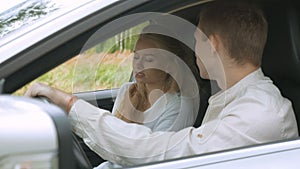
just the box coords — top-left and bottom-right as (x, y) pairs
(111, 82), (132, 115)
(69, 100), (187, 165)
(68, 99), (258, 167)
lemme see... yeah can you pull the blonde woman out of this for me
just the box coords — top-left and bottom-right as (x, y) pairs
(112, 25), (200, 131)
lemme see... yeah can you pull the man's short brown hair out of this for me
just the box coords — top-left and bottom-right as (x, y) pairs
(198, 1), (268, 66)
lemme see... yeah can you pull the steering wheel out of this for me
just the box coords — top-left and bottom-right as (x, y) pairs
(37, 96), (51, 104)
(72, 133), (93, 169)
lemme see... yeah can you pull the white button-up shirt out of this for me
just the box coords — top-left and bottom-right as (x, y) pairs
(69, 68), (298, 167)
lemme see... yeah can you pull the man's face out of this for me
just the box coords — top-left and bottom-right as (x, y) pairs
(194, 28), (210, 79)
(194, 25), (223, 81)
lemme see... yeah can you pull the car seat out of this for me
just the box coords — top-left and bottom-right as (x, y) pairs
(262, 4), (300, 134)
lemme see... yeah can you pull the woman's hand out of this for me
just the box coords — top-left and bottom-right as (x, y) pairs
(24, 82), (77, 113)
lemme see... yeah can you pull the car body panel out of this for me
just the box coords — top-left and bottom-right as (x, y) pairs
(130, 139), (300, 169)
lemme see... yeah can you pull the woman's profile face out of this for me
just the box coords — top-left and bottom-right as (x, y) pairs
(133, 38), (169, 85)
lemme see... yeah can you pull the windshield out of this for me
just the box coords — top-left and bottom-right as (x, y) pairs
(0, 0), (91, 38)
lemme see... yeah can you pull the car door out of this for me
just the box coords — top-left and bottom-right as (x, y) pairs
(1, 0), (300, 168)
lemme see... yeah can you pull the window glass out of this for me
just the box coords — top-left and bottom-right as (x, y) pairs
(14, 22), (148, 95)
(0, 0), (91, 38)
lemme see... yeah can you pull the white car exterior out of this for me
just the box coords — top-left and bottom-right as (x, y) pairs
(0, 0), (299, 168)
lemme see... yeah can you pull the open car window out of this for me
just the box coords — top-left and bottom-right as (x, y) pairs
(14, 22), (148, 95)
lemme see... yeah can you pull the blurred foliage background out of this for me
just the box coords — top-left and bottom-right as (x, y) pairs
(14, 24), (146, 95)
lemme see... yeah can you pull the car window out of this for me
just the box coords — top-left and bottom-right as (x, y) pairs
(14, 22), (148, 95)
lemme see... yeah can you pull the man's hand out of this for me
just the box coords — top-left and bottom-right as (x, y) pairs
(24, 82), (77, 113)
(24, 82), (52, 98)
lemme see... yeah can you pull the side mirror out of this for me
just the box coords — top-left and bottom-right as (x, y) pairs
(0, 95), (75, 169)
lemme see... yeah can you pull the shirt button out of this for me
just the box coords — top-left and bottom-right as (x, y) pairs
(197, 134), (203, 138)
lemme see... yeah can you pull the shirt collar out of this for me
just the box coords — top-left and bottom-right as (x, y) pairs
(208, 68), (266, 105)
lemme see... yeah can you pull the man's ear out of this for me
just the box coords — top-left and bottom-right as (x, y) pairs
(208, 34), (219, 53)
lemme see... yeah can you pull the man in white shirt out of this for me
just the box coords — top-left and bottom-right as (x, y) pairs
(25, 1), (299, 168)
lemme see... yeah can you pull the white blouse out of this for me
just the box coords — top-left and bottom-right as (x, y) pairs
(111, 82), (198, 132)
(69, 68), (298, 167)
